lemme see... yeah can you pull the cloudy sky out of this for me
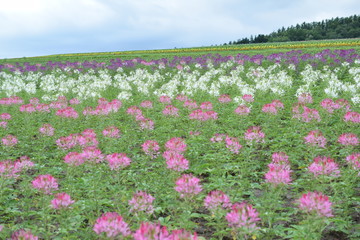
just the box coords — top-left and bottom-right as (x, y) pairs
(0, 0), (359, 58)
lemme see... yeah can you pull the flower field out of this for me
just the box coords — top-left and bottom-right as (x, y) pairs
(0, 49), (359, 239)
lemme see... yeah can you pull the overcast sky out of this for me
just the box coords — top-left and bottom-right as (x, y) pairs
(0, 0), (359, 59)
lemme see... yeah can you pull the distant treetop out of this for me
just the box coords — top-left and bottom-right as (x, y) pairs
(226, 15), (360, 45)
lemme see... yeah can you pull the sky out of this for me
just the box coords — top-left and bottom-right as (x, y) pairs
(0, 0), (359, 59)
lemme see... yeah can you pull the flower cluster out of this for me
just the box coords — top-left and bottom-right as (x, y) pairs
(2, 134), (18, 147)
(189, 109), (218, 121)
(308, 156), (340, 177)
(39, 123), (55, 136)
(262, 100), (284, 115)
(297, 191), (333, 217)
(234, 105), (251, 115)
(226, 202), (261, 233)
(11, 229), (39, 240)
(56, 129), (98, 150)
(344, 111), (360, 123)
(102, 126), (121, 138)
(244, 126), (265, 144)
(106, 153), (131, 170)
(142, 140), (160, 159)
(265, 152), (292, 186)
(338, 133), (359, 146)
(83, 99), (122, 116)
(93, 212), (130, 238)
(175, 174), (202, 199)
(162, 105), (179, 117)
(133, 222), (198, 240)
(204, 190), (232, 213)
(51, 192), (75, 209)
(32, 174), (59, 195)
(128, 191), (155, 215)
(55, 107), (78, 118)
(304, 130), (327, 148)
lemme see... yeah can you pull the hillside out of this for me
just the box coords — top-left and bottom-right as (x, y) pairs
(227, 15), (360, 45)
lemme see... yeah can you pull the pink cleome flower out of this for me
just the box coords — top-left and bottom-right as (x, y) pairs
(165, 137), (186, 153)
(242, 94), (254, 102)
(93, 212), (130, 238)
(35, 104), (50, 113)
(133, 222), (170, 240)
(0, 160), (21, 179)
(244, 126), (265, 144)
(346, 153), (360, 170)
(138, 118), (155, 130)
(102, 126), (121, 138)
(271, 152), (289, 165)
(308, 156), (340, 177)
(164, 151), (189, 172)
(69, 98), (81, 105)
(298, 93), (313, 104)
(51, 192), (75, 209)
(344, 111), (360, 123)
(189, 109), (218, 121)
(225, 136), (242, 154)
(226, 202), (261, 232)
(126, 106), (143, 116)
(297, 191), (333, 217)
(304, 130), (327, 148)
(11, 229), (39, 240)
(0, 121), (7, 129)
(262, 103), (278, 115)
(183, 99), (198, 109)
(175, 94), (189, 102)
(39, 124), (55, 136)
(200, 101), (213, 110)
(55, 107), (79, 118)
(204, 190), (232, 212)
(265, 164), (292, 186)
(32, 174), (59, 195)
(19, 104), (36, 113)
(169, 229), (198, 239)
(162, 105), (179, 117)
(140, 100), (153, 108)
(0, 113), (11, 120)
(210, 133), (228, 143)
(0, 96), (23, 105)
(234, 105), (251, 115)
(338, 133), (359, 146)
(81, 146), (104, 163)
(64, 152), (85, 166)
(142, 140), (160, 159)
(128, 191), (155, 215)
(159, 95), (172, 104)
(218, 94), (232, 103)
(2, 135), (18, 147)
(175, 174), (202, 198)
(106, 153), (131, 170)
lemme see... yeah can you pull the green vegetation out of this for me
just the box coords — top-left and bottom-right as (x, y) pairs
(1, 39), (359, 65)
(228, 15), (360, 44)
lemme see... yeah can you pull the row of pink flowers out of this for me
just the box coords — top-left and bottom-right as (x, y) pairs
(56, 129), (98, 150)
(94, 213), (198, 239)
(0, 156), (35, 178)
(83, 98), (121, 116)
(304, 130), (359, 147)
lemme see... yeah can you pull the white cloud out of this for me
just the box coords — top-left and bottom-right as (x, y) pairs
(0, 0), (116, 38)
(0, 0), (359, 58)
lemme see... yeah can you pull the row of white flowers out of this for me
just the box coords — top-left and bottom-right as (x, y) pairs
(0, 60), (359, 105)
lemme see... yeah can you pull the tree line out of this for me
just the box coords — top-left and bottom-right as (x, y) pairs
(225, 15), (360, 45)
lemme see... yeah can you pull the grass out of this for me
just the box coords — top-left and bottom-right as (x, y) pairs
(1, 38), (360, 64)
